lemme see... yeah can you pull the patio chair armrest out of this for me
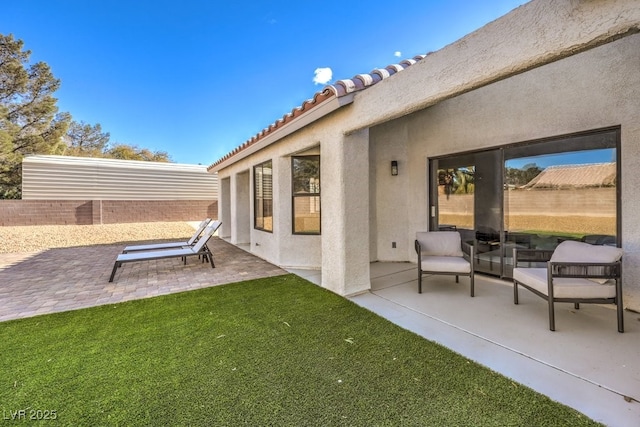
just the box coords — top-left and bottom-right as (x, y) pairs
(549, 261), (622, 280)
(513, 248), (554, 266)
(461, 240), (474, 261)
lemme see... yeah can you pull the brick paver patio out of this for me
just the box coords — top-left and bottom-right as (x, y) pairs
(0, 237), (287, 322)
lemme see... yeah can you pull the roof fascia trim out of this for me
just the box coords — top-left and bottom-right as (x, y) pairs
(210, 93), (354, 172)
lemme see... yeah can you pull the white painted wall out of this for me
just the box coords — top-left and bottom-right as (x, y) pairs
(350, 0), (640, 135)
(321, 128), (371, 295)
(231, 171), (251, 245)
(274, 155), (323, 269)
(219, 177), (231, 239)
(370, 121), (411, 262)
(214, 0), (640, 302)
(370, 33), (640, 309)
(215, 113), (348, 271)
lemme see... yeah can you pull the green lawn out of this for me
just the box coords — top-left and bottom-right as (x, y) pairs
(0, 275), (600, 426)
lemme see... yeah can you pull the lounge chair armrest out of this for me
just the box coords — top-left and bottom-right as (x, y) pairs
(513, 248), (554, 266)
(549, 261), (622, 279)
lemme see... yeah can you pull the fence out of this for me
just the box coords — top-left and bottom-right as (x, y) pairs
(0, 200), (218, 226)
(438, 188), (616, 235)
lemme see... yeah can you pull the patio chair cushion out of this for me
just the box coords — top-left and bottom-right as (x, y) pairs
(420, 256), (471, 274)
(513, 267), (616, 299)
(416, 231), (463, 257)
(550, 240), (623, 284)
(550, 240), (623, 263)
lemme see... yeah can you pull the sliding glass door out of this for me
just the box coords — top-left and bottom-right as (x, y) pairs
(431, 150), (505, 276)
(430, 128), (619, 279)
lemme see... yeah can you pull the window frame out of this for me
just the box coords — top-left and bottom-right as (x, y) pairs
(291, 155), (321, 235)
(253, 160), (273, 233)
(428, 126), (620, 279)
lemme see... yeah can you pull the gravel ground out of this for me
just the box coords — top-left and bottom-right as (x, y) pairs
(0, 222), (196, 253)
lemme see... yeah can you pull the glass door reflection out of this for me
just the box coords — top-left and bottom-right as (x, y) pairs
(503, 148), (617, 277)
(430, 128), (619, 280)
(434, 150), (505, 277)
(473, 150), (504, 276)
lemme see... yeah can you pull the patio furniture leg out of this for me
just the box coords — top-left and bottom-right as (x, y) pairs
(547, 266), (555, 331)
(201, 244), (214, 268)
(109, 262), (120, 283)
(618, 304), (624, 333)
(617, 280), (624, 333)
(513, 281), (519, 304)
(418, 269), (422, 294)
(574, 303), (580, 309)
(455, 275), (459, 283)
(470, 274), (474, 297)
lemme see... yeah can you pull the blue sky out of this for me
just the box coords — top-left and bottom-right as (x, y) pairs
(2, 1), (528, 165)
(506, 149), (617, 170)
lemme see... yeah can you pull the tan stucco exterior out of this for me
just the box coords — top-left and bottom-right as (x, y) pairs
(213, 0), (640, 308)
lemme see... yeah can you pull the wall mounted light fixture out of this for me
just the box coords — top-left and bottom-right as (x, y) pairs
(391, 160), (398, 176)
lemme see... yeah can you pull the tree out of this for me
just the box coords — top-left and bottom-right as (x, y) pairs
(439, 167), (475, 199)
(292, 156), (320, 193)
(1, 34), (174, 197)
(505, 163), (543, 187)
(63, 120), (110, 157)
(105, 144), (171, 162)
(0, 34), (71, 198)
(63, 120), (172, 162)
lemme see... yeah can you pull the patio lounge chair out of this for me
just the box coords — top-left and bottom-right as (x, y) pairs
(122, 218), (213, 253)
(415, 231), (475, 296)
(513, 240), (624, 332)
(109, 221), (220, 282)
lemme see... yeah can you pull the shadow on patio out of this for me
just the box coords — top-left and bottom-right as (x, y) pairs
(343, 262), (640, 427)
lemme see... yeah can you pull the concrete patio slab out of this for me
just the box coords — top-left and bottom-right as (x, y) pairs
(351, 261), (640, 427)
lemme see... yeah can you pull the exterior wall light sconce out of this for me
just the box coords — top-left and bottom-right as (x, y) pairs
(391, 160), (398, 176)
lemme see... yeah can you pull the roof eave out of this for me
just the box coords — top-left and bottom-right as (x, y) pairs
(209, 92), (354, 173)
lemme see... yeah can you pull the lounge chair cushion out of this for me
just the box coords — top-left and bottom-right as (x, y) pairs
(420, 256), (471, 274)
(116, 248), (195, 263)
(513, 267), (616, 299)
(416, 231), (463, 257)
(122, 218), (214, 253)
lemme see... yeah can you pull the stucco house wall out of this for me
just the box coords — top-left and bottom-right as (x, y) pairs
(369, 32), (640, 308)
(217, 112), (351, 269)
(212, 0), (640, 306)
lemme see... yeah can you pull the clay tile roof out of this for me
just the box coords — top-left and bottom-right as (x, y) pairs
(208, 54), (427, 171)
(521, 163), (617, 189)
